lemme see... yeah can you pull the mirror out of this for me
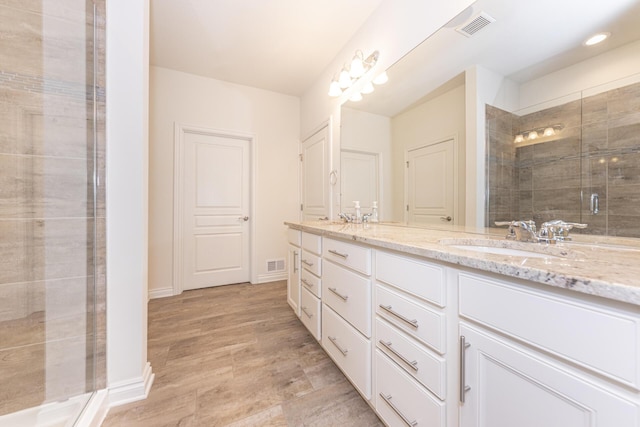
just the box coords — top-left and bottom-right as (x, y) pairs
(339, 0), (640, 236)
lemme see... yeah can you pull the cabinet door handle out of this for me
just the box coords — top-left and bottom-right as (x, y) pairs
(301, 278), (313, 288)
(328, 336), (348, 356)
(328, 287), (349, 301)
(459, 335), (471, 403)
(379, 304), (418, 328)
(379, 393), (417, 427)
(301, 306), (313, 318)
(328, 249), (349, 259)
(379, 340), (418, 371)
(301, 259), (314, 267)
(293, 250), (298, 273)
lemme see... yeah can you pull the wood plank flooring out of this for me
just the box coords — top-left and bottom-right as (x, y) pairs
(102, 281), (383, 426)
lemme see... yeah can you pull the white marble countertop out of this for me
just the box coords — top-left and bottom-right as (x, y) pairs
(285, 221), (640, 307)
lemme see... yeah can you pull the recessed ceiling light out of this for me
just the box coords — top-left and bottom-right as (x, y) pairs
(584, 32), (610, 46)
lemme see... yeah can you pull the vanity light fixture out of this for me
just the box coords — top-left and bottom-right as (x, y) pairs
(349, 92), (363, 102)
(361, 81), (375, 94)
(328, 50), (380, 98)
(584, 32), (610, 46)
(513, 124), (564, 144)
(373, 71), (388, 85)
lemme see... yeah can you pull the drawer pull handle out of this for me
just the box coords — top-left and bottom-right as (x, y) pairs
(328, 287), (349, 301)
(379, 393), (417, 427)
(379, 305), (418, 328)
(301, 278), (314, 288)
(328, 336), (348, 356)
(301, 259), (314, 267)
(379, 340), (418, 371)
(459, 335), (471, 403)
(328, 249), (349, 259)
(301, 306), (313, 318)
(293, 250), (298, 273)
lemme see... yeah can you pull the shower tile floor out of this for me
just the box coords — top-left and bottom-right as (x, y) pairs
(102, 281), (382, 426)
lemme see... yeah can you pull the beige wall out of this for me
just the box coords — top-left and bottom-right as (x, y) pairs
(391, 84), (467, 222)
(148, 66), (300, 295)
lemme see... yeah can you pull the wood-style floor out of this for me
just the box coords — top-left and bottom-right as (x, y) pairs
(103, 281), (383, 426)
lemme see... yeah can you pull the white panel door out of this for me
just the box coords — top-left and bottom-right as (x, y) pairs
(301, 126), (329, 220)
(406, 139), (455, 225)
(182, 132), (250, 290)
(459, 324), (638, 427)
(340, 150), (379, 215)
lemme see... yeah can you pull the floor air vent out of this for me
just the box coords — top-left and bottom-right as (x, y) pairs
(267, 259), (285, 273)
(456, 12), (495, 37)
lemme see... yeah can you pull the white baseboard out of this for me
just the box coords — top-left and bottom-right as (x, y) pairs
(148, 287), (174, 300)
(108, 362), (155, 408)
(256, 272), (287, 284)
(77, 389), (109, 427)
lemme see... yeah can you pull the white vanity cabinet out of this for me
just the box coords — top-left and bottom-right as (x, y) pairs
(458, 271), (640, 427)
(299, 232), (322, 340)
(321, 237), (373, 399)
(286, 229), (301, 315)
(374, 250), (450, 427)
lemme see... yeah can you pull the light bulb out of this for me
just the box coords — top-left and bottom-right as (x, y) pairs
(328, 80), (342, 97)
(514, 134), (524, 143)
(349, 92), (363, 102)
(528, 130), (538, 140)
(585, 32), (610, 46)
(373, 71), (388, 85)
(339, 68), (352, 89)
(349, 52), (365, 78)
(361, 81), (374, 94)
(543, 127), (555, 137)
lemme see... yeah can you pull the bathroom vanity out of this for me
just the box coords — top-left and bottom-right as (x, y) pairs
(285, 221), (640, 427)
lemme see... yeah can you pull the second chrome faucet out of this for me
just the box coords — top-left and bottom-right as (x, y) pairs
(495, 220), (587, 243)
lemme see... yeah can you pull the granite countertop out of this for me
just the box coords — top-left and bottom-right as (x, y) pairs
(285, 221), (640, 307)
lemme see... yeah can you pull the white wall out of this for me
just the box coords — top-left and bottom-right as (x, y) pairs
(148, 66), (300, 295)
(340, 108), (392, 218)
(392, 84), (468, 222)
(106, 0), (153, 405)
(300, 0), (475, 219)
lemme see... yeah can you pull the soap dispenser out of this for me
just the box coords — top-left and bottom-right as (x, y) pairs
(371, 201), (379, 223)
(353, 201), (361, 223)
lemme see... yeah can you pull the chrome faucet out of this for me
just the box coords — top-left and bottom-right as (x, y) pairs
(338, 213), (354, 223)
(495, 220), (587, 243)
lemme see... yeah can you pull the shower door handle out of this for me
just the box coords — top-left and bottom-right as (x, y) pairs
(590, 193), (599, 215)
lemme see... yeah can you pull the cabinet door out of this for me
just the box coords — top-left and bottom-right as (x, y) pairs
(287, 244), (300, 316)
(460, 324), (638, 427)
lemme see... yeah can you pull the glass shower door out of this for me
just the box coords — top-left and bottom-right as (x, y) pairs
(0, 0), (100, 425)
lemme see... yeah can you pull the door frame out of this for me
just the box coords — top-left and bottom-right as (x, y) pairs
(173, 122), (256, 295)
(403, 134), (459, 225)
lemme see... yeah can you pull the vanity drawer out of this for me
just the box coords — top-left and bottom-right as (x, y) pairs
(376, 284), (446, 354)
(287, 228), (301, 246)
(300, 250), (321, 277)
(323, 237), (371, 275)
(322, 304), (371, 399)
(300, 287), (321, 341)
(375, 350), (445, 427)
(301, 268), (321, 298)
(376, 250), (446, 307)
(376, 318), (446, 399)
(323, 260), (372, 337)
(459, 272), (640, 389)
(302, 232), (322, 255)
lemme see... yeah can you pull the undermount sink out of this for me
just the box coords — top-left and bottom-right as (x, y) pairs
(448, 244), (560, 258)
(439, 238), (569, 259)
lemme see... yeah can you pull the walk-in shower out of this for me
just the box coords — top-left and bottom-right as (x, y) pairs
(0, 1), (105, 425)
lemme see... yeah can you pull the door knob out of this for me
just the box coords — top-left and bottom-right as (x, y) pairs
(239, 216), (249, 221)
(440, 216), (452, 222)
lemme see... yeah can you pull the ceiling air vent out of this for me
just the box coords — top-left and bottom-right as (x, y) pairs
(456, 12), (495, 37)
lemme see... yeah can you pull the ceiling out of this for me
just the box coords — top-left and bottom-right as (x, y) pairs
(150, 0), (383, 96)
(347, 0), (640, 117)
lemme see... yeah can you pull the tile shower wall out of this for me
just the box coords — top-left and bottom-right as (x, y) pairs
(0, 0), (106, 416)
(486, 81), (640, 238)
